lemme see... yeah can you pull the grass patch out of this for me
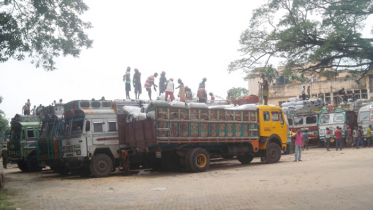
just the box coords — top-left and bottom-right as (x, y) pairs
(0, 190), (12, 210)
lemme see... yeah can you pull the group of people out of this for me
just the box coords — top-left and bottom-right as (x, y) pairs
(22, 99), (37, 116)
(325, 125), (372, 151)
(123, 67), (217, 102)
(301, 86), (311, 100)
(293, 125), (373, 162)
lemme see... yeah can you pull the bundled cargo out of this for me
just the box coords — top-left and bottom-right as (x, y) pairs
(146, 101), (170, 113)
(208, 104), (234, 110)
(188, 102), (208, 109)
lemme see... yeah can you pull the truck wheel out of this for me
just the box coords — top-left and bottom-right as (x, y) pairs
(266, 142), (281, 163)
(188, 148), (210, 172)
(89, 154), (113, 178)
(237, 154), (254, 164)
(27, 155), (42, 172)
(184, 149), (194, 171)
(18, 160), (29, 172)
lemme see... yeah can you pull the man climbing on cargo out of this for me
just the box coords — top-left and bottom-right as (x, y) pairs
(159, 71), (167, 96)
(165, 78), (174, 101)
(209, 92), (215, 103)
(185, 86), (193, 100)
(175, 79), (186, 102)
(144, 72), (158, 100)
(226, 91), (232, 104)
(1, 145), (8, 169)
(198, 77), (207, 89)
(133, 69), (142, 99)
(260, 75), (269, 105)
(123, 67), (131, 99)
(294, 129), (303, 161)
(22, 103), (28, 115)
(197, 85), (207, 103)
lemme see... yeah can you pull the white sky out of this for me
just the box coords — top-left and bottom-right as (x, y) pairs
(0, 1), (372, 121)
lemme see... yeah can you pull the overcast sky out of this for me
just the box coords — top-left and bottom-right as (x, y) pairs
(1, 1), (372, 121)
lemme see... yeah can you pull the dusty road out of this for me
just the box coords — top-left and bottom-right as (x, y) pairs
(2, 147), (373, 210)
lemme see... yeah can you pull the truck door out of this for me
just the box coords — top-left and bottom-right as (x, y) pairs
(271, 111), (287, 141)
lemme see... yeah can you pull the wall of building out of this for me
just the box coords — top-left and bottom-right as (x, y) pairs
(248, 77), (261, 96)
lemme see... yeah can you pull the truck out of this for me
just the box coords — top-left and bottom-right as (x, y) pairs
(36, 104), (69, 175)
(8, 114), (42, 172)
(286, 109), (320, 146)
(61, 100), (288, 177)
(357, 104), (373, 138)
(318, 106), (357, 144)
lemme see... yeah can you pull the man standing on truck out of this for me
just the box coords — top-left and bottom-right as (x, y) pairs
(334, 126), (343, 151)
(185, 86), (193, 100)
(294, 129), (303, 161)
(144, 73), (158, 100)
(123, 67), (131, 99)
(133, 69), (142, 99)
(165, 78), (174, 101)
(1, 145), (8, 169)
(367, 125), (372, 147)
(261, 76), (269, 105)
(159, 71), (167, 96)
(197, 85), (207, 103)
(301, 86), (306, 100)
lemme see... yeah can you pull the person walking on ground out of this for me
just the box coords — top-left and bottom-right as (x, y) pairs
(346, 126), (352, 148)
(159, 71), (167, 96)
(1, 145), (8, 169)
(123, 67), (131, 99)
(176, 79), (186, 102)
(133, 69), (142, 99)
(144, 73), (158, 100)
(209, 92), (215, 103)
(302, 130), (309, 151)
(357, 126), (364, 149)
(185, 86), (193, 100)
(334, 126), (343, 151)
(294, 129), (303, 161)
(307, 86), (310, 99)
(301, 86), (306, 100)
(197, 85), (207, 103)
(353, 127), (359, 149)
(165, 78), (174, 101)
(367, 125), (372, 147)
(325, 128), (332, 151)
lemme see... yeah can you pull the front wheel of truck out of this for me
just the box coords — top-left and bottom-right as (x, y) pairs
(266, 142), (281, 163)
(27, 155), (42, 172)
(18, 160), (29, 172)
(188, 148), (210, 172)
(90, 154), (113, 178)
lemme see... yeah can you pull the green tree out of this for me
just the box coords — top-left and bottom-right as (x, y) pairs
(0, 96), (9, 138)
(0, 0), (93, 71)
(228, 0), (373, 83)
(228, 87), (249, 101)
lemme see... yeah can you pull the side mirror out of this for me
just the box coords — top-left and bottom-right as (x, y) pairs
(85, 121), (90, 132)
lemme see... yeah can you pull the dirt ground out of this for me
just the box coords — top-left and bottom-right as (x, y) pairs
(2, 147), (373, 210)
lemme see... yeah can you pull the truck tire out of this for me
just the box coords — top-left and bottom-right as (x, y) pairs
(266, 142), (281, 163)
(27, 155), (42, 172)
(184, 149), (194, 171)
(89, 154), (113, 178)
(237, 154), (254, 164)
(18, 160), (29, 172)
(188, 148), (210, 172)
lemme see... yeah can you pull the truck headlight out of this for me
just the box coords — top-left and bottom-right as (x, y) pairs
(76, 150), (81, 155)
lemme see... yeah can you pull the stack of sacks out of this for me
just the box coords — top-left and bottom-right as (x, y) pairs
(122, 106), (147, 122)
(208, 104), (234, 110)
(169, 101), (189, 108)
(225, 104), (257, 111)
(141, 104), (149, 113)
(188, 103), (208, 109)
(146, 101), (170, 113)
(157, 94), (166, 101)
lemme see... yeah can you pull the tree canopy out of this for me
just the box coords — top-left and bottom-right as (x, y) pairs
(0, 0), (93, 71)
(229, 0), (373, 83)
(246, 66), (278, 84)
(228, 87), (249, 101)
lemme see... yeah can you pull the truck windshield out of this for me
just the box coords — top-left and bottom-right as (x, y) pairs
(320, 113), (345, 124)
(359, 111), (370, 121)
(71, 117), (84, 134)
(333, 113), (345, 123)
(319, 114), (330, 124)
